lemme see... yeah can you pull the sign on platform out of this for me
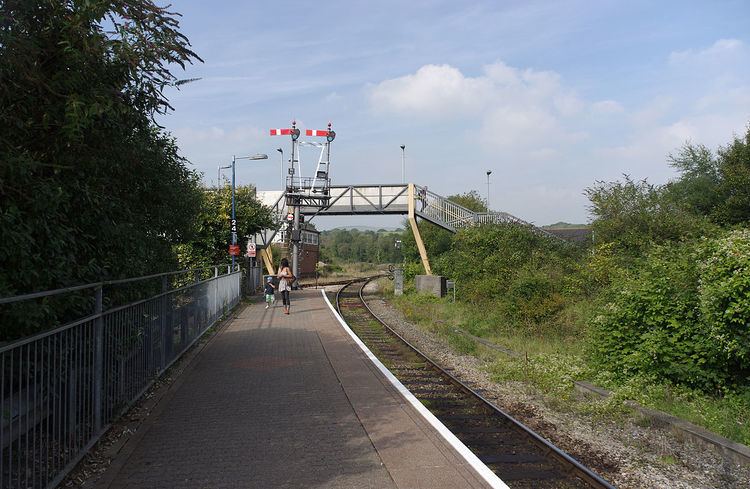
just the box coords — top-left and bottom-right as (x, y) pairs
(246, 242), (256, 258)
(228, 244), (241, 256)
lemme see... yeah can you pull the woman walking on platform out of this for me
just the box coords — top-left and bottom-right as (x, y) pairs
(277, 258), (294, 315)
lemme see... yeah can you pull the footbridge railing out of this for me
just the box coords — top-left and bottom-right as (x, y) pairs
(416, 186), (555, 237)
(0, 266), (241, 489)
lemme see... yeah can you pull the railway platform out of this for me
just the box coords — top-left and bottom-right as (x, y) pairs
(91, 288), (496, 489)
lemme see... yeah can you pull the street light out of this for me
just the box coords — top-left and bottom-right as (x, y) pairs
(276, 148), (284, 190)
(231, 153), (268, 269)
(486, 170), (492, 210)
(217, 164), (231, 188)
(400, 145), (406, 183)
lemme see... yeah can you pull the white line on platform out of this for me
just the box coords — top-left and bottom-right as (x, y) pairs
(321, 289), (510, 489)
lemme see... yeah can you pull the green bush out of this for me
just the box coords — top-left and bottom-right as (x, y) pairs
(402, 261), (425, 282)
(430, 224), (588, 333)
(698, 229), (750, 387)
(589, 230), (750, 392)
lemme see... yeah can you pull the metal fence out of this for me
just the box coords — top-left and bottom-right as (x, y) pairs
(0, 267), (241, 489)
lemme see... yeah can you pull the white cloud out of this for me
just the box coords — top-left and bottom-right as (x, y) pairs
(669, 39), (746, 65)
(369, 64), (491, 116)
(592, 100), (624, 114)
(595, 39), (750, 182)
(368, 62), (584, 151)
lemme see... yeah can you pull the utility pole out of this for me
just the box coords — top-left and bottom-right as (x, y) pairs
(276, 148), (284, 190)
(400, 145), (406, 183)
(486, 170), (492, 210)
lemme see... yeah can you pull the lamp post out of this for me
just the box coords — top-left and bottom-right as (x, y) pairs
(217, 164), (231, 188)
(400, 145), (406, 183)
(276, 148), (284, 190)
(486, 170), (492, 210)
(230, 153), (268, 269)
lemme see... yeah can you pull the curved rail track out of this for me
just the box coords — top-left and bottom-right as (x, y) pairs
(335, 278), (615, 489)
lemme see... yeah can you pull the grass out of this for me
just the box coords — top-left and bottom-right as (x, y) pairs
(383, 281), (750, 446)
(315, 261), (384, 280)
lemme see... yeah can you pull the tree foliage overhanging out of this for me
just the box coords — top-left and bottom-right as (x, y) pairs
(0, 1), (208, 339)
(0, 0), (203, 296)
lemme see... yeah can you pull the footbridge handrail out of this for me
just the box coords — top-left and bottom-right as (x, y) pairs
(416, 185), (556, 238)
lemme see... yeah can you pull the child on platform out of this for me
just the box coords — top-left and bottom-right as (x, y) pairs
(264, 276), (276, 309)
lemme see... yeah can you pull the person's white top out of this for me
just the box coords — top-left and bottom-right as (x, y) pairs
(278, 267), (292, 291)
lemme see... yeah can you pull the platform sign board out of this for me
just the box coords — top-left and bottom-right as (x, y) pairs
(246, 242), (256, 258)
(228, 244), (241, 256)
(394, 267), (404, 296)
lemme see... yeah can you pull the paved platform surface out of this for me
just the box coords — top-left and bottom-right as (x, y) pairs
(93, 289), (493, 489)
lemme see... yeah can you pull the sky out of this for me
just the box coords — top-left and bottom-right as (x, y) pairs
(158, 0), (750, 230)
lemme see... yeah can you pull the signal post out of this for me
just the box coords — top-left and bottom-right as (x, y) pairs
(270, 121), (336, 286)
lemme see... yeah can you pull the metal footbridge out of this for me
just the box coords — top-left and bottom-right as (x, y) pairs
(253, 183), (554, 275)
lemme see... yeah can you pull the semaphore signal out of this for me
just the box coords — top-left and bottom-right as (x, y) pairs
(268, 120), (336, 286)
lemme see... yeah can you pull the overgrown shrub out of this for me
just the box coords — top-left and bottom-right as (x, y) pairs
(698, 229), (750, 387)
(432, 224), (588, 331)
(589, 230), (750, 392)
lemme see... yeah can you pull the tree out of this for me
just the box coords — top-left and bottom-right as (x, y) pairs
(585, 176), (711, 257)
(174, 185), (276, 269)
(0, 1), (202, 338)
(713, 127), (750, 225)
(665, 143), (723, 217)
(447, 190), (488, 212)
(663, 127), (750, 226)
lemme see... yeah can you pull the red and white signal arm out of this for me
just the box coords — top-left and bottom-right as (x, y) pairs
(306, 129), (336, 142)
(269, 128), (293, 136)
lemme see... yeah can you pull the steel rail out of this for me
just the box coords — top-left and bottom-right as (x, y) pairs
(336, 278), (616, 489)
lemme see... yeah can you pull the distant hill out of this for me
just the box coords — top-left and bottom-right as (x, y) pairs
(543, 222), (590, 230)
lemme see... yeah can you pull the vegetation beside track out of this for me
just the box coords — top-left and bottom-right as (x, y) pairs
(389, 126), (750, 446)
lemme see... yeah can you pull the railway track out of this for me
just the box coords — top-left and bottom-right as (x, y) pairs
(335, 279), (615, 489)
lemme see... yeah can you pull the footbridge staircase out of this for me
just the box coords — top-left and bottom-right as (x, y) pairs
(252, 184), (555, 275)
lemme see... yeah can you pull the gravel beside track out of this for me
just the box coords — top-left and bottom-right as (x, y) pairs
(361, 280), (750, 489)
